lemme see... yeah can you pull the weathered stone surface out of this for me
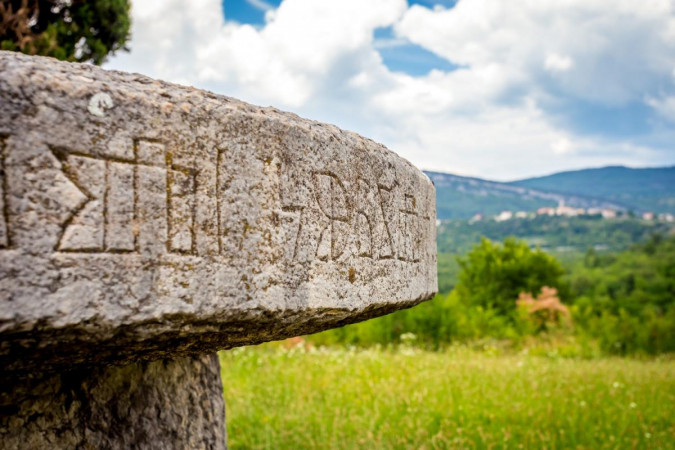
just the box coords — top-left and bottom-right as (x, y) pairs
(0, 354), (225, 449)
(0, 52), (436, 450)
(0, 51), (437, 375)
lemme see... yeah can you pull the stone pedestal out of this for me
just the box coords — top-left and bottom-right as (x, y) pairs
(0, 51), (437, 448)
(1, 354), (225, 449)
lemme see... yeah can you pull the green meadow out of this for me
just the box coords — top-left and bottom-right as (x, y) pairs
(220, 345), (675, 449)
(221, 232), (675, 448)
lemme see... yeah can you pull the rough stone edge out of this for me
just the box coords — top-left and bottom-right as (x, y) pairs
(0, 51), (438, 375)
(0, 51), (434, 191)
(1, 294), (432, 378)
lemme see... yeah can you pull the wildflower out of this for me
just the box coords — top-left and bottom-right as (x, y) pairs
(400, 332), (417, 344)
(612, 382), (620, 388)
(629, 402), (637, 409)
(645, 432), (652, 439)
(579, 401), (587, 407)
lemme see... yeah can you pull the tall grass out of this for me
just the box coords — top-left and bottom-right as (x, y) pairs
(221, 345), (675, 449)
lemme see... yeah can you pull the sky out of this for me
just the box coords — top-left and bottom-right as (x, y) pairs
(105, 0), (675, 181)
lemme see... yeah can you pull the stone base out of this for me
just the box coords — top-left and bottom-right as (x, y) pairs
(0, 354), (226, 449)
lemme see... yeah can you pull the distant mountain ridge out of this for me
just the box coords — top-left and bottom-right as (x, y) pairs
(424, 165), (674, 220)
(508, 166), (675, 215)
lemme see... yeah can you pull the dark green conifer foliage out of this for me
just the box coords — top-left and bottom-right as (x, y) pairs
(1, 0), (131, 65)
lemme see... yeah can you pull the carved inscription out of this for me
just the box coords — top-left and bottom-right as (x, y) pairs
(285, 170), (430, 264)
(376, 184), (396, 260)
(314, 172), (350, 261)
(281, 205), (304, 262)
(166, 152), (197, 254)
(53, 139), (202, 254)
(53, 148), (107, 251)
(354, 179), (374, 258)
(398, 194), (420, 262)
(22, 137), (430, 263)
(0, 136), (8, 248)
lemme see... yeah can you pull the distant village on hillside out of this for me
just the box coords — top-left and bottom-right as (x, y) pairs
(467, 201), (675, 224)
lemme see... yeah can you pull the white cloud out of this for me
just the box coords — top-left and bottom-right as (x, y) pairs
(365, 95), (606, 180)
(647, 96), (675, 122)
(396, 0), (675, 105)
(551, 137), (574, 155)
(545, 53), (573, 73)
(109, 0), (407, 107)
(105, 0), (675, 180)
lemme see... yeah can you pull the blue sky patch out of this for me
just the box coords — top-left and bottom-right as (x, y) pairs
(409, 0), (458, 8)
(374, 26), (460, 76)
(222, 0), (282, 26)
(551, 101), (655, 139)
(222, 0), (458, 26)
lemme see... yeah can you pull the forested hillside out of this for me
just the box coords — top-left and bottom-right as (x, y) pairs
(509, 166), (675, 214)
(425, 171), (624, 219)
(425, 165), (674, 219)
(436, 215), (675, 255)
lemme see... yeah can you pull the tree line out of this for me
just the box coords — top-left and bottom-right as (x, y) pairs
(313, 234), (675, 355)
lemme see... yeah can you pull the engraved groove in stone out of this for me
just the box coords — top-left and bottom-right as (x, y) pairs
(354, 178), (374, 258)
(0, 135), (8, 248)
(376, 183), (395, 260)
(313, 171), (350, 261)
(281, 205), (304, 262)
(51, 147), (105, 252)
(106, 161), (136, 252)
(398, 193), (419, 262)
(54, 140), (172, 253)
(166, 150), (197, 255)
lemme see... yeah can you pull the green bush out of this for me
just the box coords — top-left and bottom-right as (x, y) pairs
(311, 291), (528, 348)
(567, 235), (675, 355)
(455, 237), (567, 316)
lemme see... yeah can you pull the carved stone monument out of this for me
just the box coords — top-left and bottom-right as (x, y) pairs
(0, 51), (437, 449)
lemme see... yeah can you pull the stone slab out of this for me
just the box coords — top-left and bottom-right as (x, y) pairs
(0, 51), (437, 374)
